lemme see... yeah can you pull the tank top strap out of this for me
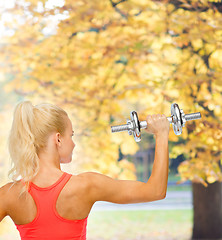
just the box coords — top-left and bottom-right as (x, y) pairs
(20, 179), (31, 192)
(20, 172), (73, 223)
(20, 172), (73, 204)
(52, 172), (72, 196)
(20, 172), (72, 193)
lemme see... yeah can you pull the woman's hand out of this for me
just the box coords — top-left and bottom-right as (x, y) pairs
(144, 114), (170, 137)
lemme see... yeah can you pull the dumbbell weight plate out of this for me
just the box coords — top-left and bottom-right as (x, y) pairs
(130, 111), (141, 142)
(171, 103), (182, 135)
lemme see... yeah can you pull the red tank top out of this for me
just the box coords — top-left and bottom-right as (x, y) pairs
(15, 172), (88, 240)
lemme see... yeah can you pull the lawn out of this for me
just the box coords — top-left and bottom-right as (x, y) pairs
(87, 209), (193, 240)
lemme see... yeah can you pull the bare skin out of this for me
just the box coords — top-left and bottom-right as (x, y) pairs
(0, 114), (169, 225)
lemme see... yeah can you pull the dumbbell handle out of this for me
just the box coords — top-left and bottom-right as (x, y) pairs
(111, 112), (201, 133)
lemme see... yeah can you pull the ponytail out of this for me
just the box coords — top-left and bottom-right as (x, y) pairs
(7, 101), (68, 196)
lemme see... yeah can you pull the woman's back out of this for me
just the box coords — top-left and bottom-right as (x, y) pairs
(6, 171), (93, 239)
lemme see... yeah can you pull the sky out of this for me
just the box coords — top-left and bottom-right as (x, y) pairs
(0, 0), (66, 37)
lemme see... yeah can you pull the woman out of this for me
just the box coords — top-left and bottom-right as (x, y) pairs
(0, 101), (170, 239)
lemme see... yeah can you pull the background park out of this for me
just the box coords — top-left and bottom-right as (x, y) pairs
(0, 0), (221, 239)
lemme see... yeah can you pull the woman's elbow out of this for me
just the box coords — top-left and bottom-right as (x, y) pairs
(143, 190), (167, 202)
(158, 190), (167, 200)
(160, 194), (166, 200)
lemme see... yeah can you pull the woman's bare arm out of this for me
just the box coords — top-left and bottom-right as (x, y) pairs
(81, 114), (169, 205)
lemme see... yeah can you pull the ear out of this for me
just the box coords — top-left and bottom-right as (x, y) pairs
(55, 133), (62, 146)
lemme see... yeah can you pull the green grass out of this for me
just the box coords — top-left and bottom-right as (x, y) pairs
(168, 174), (181, 182)
(87, 209), (193, 240)
(167, 174), (191, 192)
(167, 184), (191, 192)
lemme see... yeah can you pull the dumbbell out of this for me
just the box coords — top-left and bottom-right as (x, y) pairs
(111, 103), (201, 142)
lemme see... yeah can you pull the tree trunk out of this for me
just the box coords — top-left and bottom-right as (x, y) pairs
(192, 181), (222, 240)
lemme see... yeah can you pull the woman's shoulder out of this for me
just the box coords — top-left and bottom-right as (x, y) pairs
(0, 183), (8, 197)
(74, 172), (99, 185)
(0, 181), (21, 211)
(0, 181), (21, 193)
(69, 172), (92, 190)
(0, 183), (10, 221)
(1, 181), (24, 199)
(70, 172), (101, 194)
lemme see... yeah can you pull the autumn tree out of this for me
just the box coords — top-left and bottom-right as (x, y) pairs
(152, 1), (222, 238)
(0, 0), (221, 239)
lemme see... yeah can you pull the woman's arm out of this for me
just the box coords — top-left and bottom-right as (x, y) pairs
(81, 114), (170, 205)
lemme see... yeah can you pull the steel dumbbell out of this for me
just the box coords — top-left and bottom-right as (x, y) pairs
(111, 103), (201, 142)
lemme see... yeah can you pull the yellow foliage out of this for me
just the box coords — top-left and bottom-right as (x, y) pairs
(0, 0), (221, 188)
(170, 145), (185, 159)
(119, 159), (136, 173)
(168, 129), (179, 143)
(120, 137), (139, 155)
(118, 168), (137, 180)
(209, 49), (222, 69)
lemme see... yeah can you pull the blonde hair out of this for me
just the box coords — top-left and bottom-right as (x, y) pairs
(8, 101), (68, 196)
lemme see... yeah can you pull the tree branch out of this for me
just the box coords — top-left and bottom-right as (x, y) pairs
(109, 0), (128, 19)
(153, 0), (222, 13)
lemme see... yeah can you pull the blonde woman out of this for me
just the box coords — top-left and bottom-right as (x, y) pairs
(0, 101), (170, 240)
